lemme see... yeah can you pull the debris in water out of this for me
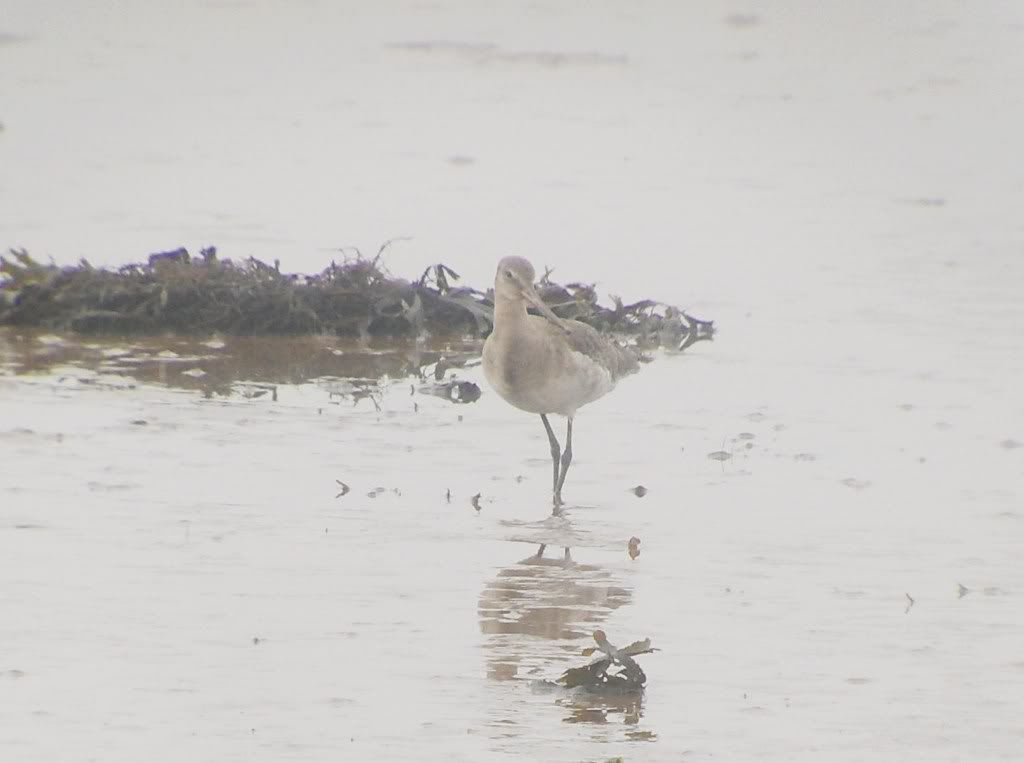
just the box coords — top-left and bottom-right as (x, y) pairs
(957, 583), (970, 599)
(471, 493), (482, 511)
(334, 480), (350, 498)
(417, 379), (481, 404)
(555, 630), (658, 693)
(632, 485), (647, 497)
(238, 385), (272, 400)
(905, 593), (915, 614)
(445, 488), (451, 503)
(725, 12), (761, 28)
(627, 536), (641, 560)
(708, 450), (732, 461)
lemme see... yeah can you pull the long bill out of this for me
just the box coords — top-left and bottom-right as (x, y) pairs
(521, 284), (573, 334)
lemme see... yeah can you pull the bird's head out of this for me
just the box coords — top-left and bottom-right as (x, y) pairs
(493, 256), (571, 333)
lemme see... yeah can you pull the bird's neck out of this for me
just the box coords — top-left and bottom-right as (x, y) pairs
(493, 297), (528, 333)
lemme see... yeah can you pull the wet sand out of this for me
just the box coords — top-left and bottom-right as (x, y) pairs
(1, 322), (1021, 760)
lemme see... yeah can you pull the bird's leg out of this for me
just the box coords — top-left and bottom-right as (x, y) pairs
(540, 414), (561, 503)
(554, 416), (574, 505)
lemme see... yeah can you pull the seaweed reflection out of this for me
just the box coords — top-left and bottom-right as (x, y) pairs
(0, 328), (480, 403)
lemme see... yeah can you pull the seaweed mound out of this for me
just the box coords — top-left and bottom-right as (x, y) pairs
(1, 246), (714, 348)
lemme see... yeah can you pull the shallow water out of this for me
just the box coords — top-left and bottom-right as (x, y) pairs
(2, 319), (1022, 760)
(3, 1), (1024, 759)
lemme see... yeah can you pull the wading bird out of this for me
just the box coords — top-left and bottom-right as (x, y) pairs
(482, 256), (639, 509)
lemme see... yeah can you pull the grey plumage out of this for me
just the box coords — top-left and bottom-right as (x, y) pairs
(482, 256), (640, 507)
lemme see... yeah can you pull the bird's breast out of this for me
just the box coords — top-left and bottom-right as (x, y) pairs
(483, 327), (615, 416)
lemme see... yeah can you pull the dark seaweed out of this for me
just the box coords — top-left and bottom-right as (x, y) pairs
(1, 247), (714, 349)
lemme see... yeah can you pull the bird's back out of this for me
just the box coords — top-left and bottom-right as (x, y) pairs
(558, 318), (640, 384)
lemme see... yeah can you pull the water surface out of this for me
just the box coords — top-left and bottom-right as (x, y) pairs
(1, 324), (1021, 760)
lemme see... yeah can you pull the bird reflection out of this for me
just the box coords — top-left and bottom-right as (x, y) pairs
(479, 520), (653, 731)
(478, 543), (630, 648)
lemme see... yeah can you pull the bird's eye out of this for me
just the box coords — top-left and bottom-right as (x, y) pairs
(504, 271), (513, 279)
